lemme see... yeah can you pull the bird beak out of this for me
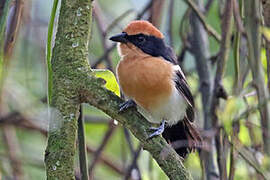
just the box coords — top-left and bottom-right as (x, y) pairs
(109, 32), (128, 43)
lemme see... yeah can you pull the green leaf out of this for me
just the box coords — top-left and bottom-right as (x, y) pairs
(93, 69), (120, 96)
(46, 0), (59, 105)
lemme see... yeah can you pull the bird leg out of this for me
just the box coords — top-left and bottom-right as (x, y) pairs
(119, 99), (137, 112)
(147, 120), (166, 139)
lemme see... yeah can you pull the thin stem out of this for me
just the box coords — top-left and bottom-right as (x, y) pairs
(123, 128), (142, 179)
(78, 105), (89, 180)
(0, 0), (11, 93)
(245, 0), (270, 154)
(46, 0), (59, 105)
(88, 120), (116, 179)
(189, 0), (218, 178)
(123, 146), (142, 180)
(184, 0), (221, 42)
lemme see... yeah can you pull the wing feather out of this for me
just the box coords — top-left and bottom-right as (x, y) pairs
(174, 69), (195, 122)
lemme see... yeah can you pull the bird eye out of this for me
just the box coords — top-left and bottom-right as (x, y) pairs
(137, 36), (145, 43)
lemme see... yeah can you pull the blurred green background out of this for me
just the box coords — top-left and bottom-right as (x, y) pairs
(1, 0), (270, 179)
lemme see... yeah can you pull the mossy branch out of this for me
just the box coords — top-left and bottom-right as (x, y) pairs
(79, 74), (193, 180)
(44, 0), (193, 179)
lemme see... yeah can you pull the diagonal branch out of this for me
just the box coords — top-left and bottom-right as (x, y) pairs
(44, 0), (194, 179)
(79, 75), (193, 180)
(183, 0), (221, 42)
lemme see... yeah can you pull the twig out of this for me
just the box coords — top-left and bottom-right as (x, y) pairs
(232, 26), (241, 95)
(211, 0), (233, 123)
(245, 0), (270, 154)
(0, 109), (127, 177)
(215, 128), (228, 180)
(89, 120), (116, 179)
(184, 0), (221, 42)
(105, 9), (134, 36)
(229, 138), (269, 180)
(2, 125), (24, 180)
(148, 0), (165, 28)
(77, 105), (89, 180)
(210, 1), (233, 179)
(0, 0), (11, 95)
(232, 0), (244, 95)
(233, 36), (249, 94)
(91, 45), (116, 68)
(232, 0), (244, 34)
(4, 0), (24, 60)
(0, 110), (126, 176)
(123, 128), (142, 179)
(189, 0), (218, 178)
(86, 146), (125, 176)
(93, 1), (114, 70)
(233, 97), (270, 124)
(167, 0), (174, 47)
(228, 123), (239, 180)
(124, 146), (142, 180)
(0, 0), (11, 50)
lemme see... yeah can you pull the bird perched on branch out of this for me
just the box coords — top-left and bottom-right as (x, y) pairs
(110, 20), (201, 158)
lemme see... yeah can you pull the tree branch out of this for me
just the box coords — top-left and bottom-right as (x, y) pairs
(245, 0), (270, 154)
(45, 0), (193, 179)
(45, 0), (94, 179)
(210, 0), (234, 179)
(183, 0), (221, 42)
(79, 75), (193, 180)
(189, 0), (219, 179)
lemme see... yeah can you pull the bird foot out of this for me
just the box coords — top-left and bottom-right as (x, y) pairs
(147, 120), (166, 139)
(119, 99), (137, 113)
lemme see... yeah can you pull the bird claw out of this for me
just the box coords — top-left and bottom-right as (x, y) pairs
(119, 100), (137, 113)
(147, 120), (166, 139)
(149, 127), (159, 131)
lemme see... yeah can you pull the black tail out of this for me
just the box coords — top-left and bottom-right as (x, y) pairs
(162, 117), (202, 158)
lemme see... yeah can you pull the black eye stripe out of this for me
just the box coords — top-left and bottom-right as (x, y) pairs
(123, 33), (177, 64)
(126, 33), (147, 41)
(137, 36), (145, 41)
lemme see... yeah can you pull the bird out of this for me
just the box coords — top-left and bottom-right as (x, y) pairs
(109, 20), (202, 158)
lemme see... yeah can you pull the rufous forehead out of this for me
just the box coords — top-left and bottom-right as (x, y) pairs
(123, 20), (164, 38)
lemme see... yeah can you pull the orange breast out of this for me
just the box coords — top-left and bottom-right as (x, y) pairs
(116, 56), (173, 110)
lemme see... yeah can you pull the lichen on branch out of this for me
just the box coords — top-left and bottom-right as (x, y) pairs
(45, 0), (193, 179)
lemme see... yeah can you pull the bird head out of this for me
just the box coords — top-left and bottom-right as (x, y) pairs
(109, 20), (166, 58)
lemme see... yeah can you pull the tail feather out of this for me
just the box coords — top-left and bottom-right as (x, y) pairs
(162, 117), (202, 158)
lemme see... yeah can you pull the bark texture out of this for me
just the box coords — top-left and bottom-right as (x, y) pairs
(45, 0), (93, 179)
(44, 0), (193, 179)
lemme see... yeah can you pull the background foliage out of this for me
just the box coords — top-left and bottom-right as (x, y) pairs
(0, 0), (270, 179)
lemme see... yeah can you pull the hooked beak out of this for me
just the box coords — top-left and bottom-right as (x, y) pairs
(109, 32), (128, 43)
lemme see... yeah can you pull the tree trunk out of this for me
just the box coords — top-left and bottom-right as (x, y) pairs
(44, 0), (193, 179)
(44, 0), (93, 179)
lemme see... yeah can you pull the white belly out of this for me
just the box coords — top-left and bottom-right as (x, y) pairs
(137, 86), (187, 126)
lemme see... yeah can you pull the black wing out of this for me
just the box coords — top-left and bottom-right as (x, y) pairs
(174, 70), (195, 122)
(161, 44), (195, 122)
(127, 33), (194, 121)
